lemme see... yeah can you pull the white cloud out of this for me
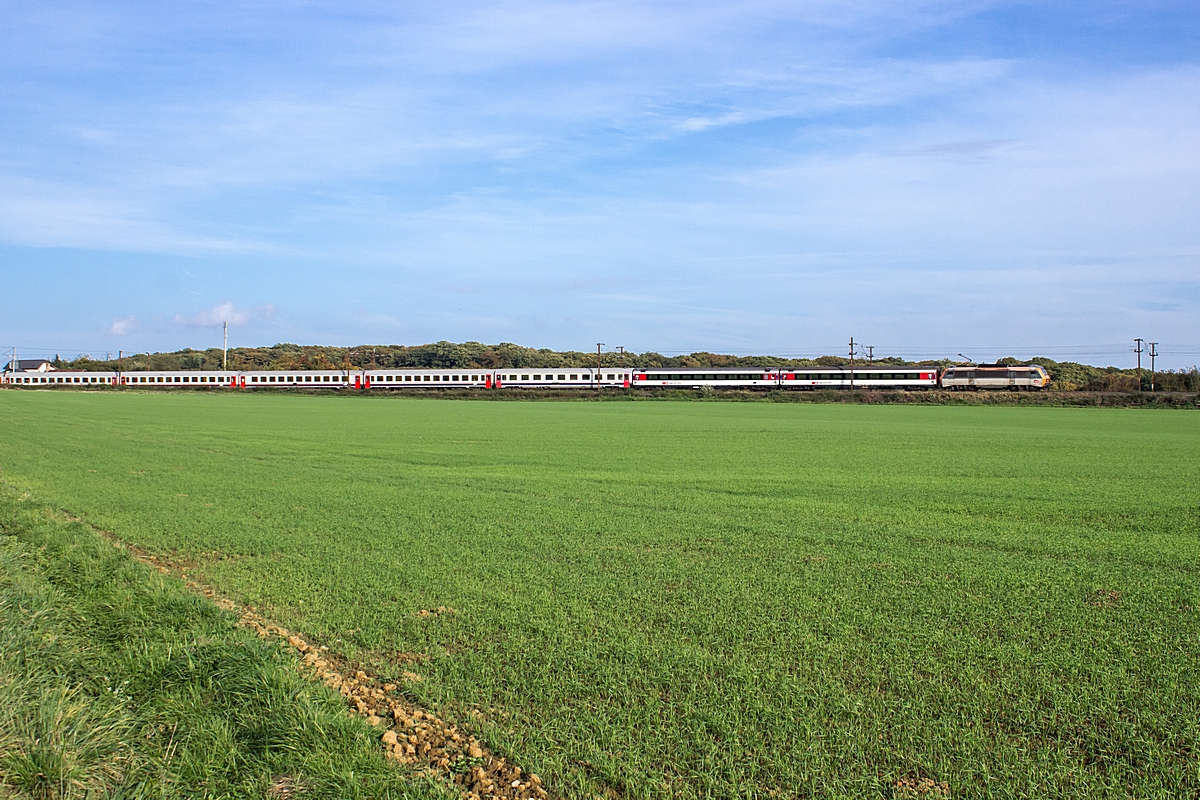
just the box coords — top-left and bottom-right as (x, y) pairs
(173, 301), (275, 328)
(108, 315), (137, 336)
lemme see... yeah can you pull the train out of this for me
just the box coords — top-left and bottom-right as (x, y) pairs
(1, 363), (1050, 390)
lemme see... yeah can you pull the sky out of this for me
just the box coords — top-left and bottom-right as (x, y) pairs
(1, 1), (1198, 367)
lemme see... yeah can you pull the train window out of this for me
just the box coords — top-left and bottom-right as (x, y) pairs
(521, 375), (529, 380)
(569, 374), (576, 380)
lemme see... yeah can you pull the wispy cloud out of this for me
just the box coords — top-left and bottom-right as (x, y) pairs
(173, 301), (275, 328)
(108, 315), (137, 336)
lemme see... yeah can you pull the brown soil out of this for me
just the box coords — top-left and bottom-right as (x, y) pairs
(893, 775), (950, 798)
(1088, 588), (1122, 607)
(101, 535), (554, 800)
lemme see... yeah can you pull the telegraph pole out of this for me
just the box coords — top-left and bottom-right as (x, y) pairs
(1134, 338), (1144, 390)
(866, 345), (874, 365)
(223, 321), (228, 370)
(616, 346), (624, 367)
(1148, 342), (1158, 392)
(596, 343), (604, 389)
(848, 337), (856, 389)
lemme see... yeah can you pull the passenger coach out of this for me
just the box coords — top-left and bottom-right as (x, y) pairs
(632, 367), (939, 389)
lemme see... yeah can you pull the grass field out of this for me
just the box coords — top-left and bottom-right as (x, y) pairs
(1, 391), (1197, 798)
(0, 483), (440, 800)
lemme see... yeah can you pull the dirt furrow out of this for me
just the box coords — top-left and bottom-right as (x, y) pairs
(103, 536), (552, 800)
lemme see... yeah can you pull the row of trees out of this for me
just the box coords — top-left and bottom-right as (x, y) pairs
(53, 343), (1199, 391)
(57, 342), (937, 372)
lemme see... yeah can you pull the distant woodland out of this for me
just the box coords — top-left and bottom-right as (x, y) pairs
(49, 341), (1200, 392)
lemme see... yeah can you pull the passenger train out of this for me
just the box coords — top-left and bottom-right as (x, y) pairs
(1, 364), (1050, 390)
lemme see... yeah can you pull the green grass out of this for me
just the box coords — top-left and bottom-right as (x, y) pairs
(1, 391), (1198, 799)
(0, 481), (444, 799)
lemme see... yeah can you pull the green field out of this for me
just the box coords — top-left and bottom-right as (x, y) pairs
(1, 392), (1197, 798)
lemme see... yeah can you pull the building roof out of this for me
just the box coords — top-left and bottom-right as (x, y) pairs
(3, 359), (57, 372)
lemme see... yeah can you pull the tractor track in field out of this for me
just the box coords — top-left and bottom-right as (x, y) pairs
(95, 530), (558, 800)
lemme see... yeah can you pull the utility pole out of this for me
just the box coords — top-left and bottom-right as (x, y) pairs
(1148, 342), (1158, 392)
(617, 346), (624, 367)
(848, 337), (856, 389)
(1134, 338), (1144, 391)
(118, 350), (123, 387)
(866, 345), (874, 365)
(596, 343), (604, 388)
(223, 321), (228, 370)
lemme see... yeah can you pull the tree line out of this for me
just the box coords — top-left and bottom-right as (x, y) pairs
(50, 342), (1200, 392)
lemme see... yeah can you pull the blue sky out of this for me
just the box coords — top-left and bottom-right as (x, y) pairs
(2, 1), (1198, 367)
